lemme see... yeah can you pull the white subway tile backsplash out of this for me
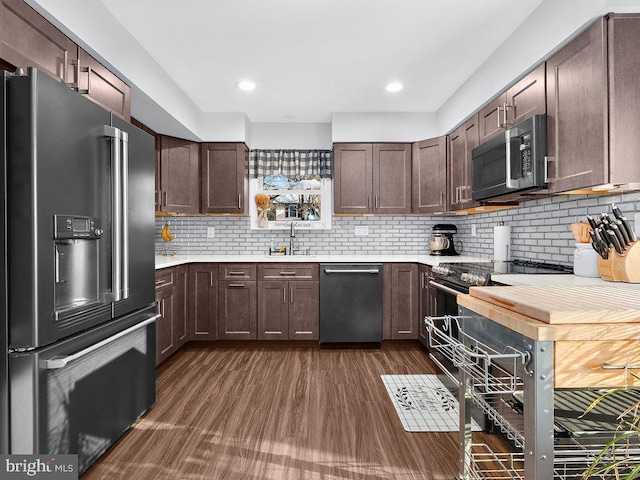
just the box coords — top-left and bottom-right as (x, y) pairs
(155, 191), (640, 266)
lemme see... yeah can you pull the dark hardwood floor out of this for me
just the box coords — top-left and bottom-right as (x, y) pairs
(82, 342), (507, 479)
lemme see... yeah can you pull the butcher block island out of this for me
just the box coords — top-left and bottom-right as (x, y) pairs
(434, 285), (640, 480)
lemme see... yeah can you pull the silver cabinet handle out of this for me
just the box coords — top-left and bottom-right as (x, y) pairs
(280, 271), (296, 276)
(228, 271), (246, 275)
(497, 104), (503, 129)
(44, 315), (159, 370)
(163, 191), (167, 208)
(324, 269), (380, 274)
(439, 191), (444, 207)
(290, 287), (294, 304)
(503, 101), (511, 127)
(374, 195), (379, 209)
(544, 156), (549, 183)
(367, 196), (371, 209)
(210, 272), (214, 288)
(601, 363), (640, 370)
(228, 283), (245, 288)
(155, 279), (167, 287)
(283, 287), (287, 304)
(238, 194), (241, 209)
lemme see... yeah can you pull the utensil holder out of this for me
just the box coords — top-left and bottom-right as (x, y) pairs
(598, 242), (640, 283)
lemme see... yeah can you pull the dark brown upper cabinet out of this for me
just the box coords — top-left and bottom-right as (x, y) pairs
(547, 14), (640, 193)
(201, 143), (249, 215)
(77, 48), (131, 121)
(448, 115), (479, 211)
(412, 136), (447, 213)
(0, 0), (76, 83)
(478, 63), (546, 144)
(132, 119), (161, 211)
(334, 143), (411, 215)
(0, 0), (131, 120)
(158, 136), (200, 214)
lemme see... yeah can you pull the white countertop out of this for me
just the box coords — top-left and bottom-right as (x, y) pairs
(493, 273), (640, 290)
(155, 254), (491, 270)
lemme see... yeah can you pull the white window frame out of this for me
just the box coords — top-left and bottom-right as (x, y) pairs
(249, 177), (332, 230)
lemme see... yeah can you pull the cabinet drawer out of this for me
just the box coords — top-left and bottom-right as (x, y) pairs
(258, 264), (319, 281)
(219, 264), (256, 280)
(155, 268), (175, 290)
(555, 340), (640, 388)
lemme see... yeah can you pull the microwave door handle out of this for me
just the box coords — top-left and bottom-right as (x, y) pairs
(505, 131), (518, 190)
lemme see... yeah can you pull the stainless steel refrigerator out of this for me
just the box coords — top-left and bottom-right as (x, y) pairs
(0, 68), (157, 473)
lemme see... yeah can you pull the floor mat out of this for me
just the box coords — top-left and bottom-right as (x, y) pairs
(381, 374), (481, 432)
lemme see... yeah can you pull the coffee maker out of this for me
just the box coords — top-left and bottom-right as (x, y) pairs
(429, 224), (460, 256)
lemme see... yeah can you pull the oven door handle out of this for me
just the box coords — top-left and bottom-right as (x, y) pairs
(43, 315), (159, 370)
(428, 280), (462, 296)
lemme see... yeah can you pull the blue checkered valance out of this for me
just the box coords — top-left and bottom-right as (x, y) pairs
(249, 149), (332, 178)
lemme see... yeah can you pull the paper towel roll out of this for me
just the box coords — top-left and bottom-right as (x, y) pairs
(494, 225), (511, 261)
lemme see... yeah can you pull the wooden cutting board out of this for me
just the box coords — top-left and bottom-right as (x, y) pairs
(469, 285), (640, 324)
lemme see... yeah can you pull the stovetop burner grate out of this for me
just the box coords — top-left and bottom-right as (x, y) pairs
(510, 259), (573, 273)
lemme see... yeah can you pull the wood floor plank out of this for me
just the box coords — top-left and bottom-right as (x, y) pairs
(82, 342), (505, 479)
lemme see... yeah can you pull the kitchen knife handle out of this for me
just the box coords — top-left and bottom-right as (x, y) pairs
(610, 224), (627, 250)
(614, 219), (631, 246)
(586, 215), (599, 230)
(606, 229), (625, 256)
(611, 203), (624, 220)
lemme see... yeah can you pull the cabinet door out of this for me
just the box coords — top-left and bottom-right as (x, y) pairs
(201, 143), (248, 214)
(132, 119), (161, 212)
(218, 281), (257, 340)
(333, 143), (373, 214)
(188, 264), (217, 341)
(0, 0), (77, 83)
(373, 143), (411, 214)
(547, 18), (607, 193)
(288, 281), (319, 340)
(412, 137), (447, 213)
(417, 265), (430, 346)
(77, 48), (131, 121)
(159, 136), (200, 213)
(257, 281), (288, 340)
(448, 115), (479, 210)
(507, 63), (546, 126)
(391, 264), (419, 339)
(478, 93), (507, 144)
(156, 286), (176, 365)
(174, 265), (189, 348)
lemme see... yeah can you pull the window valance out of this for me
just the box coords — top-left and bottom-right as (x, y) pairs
(249, 149), (332, 178)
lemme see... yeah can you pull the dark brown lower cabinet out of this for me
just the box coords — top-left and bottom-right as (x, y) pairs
(257, 280), (319, 340)
(155, 267), (186, 365)
(418, 265), (430, 346)
(188, 264), (217, 341)
(218, 281), (257, 340)
(391, 263), (419, 339)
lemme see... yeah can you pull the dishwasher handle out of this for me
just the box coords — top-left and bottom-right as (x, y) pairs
(324, 268), (380, 274)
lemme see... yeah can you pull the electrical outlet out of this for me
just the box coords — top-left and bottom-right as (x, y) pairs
(471, 224), (477, 237)
(634, 213), (640, 237)
(207, 227), (215, 239)
(354, 226), (369, 236)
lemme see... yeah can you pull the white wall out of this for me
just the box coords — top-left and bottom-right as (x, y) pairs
(249, 123), (332, 149)
(331, 113), (437, 143)
(436, 0), (614, 134)
(201, 113), (249, 142)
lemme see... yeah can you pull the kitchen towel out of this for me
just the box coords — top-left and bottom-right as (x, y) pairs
(493, 224), (511, 261)
(381, 374), (481, 432)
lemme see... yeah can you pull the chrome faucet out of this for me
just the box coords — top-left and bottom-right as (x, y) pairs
(289, 222), (296, 255)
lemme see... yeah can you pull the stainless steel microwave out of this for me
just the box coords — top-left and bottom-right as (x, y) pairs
(471, 114), (547, 201)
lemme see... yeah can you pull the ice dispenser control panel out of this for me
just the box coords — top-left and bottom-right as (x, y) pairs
(54, 215), (103, 239)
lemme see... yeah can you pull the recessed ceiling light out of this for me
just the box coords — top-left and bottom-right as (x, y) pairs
(238, 80), (256, 91)
(386, 82), (403, 92)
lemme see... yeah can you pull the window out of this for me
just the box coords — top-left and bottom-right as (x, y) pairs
(249, 174), (332, 230)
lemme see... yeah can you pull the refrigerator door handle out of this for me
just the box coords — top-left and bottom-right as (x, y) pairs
(121, 131), (129, 300)
(43, 315), (159, 370)
(104, 125), (122, 302)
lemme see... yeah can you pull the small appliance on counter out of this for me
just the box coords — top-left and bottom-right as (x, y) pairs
(429, 224), (460, 256)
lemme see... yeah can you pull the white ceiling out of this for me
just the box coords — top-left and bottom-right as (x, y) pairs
(98, 0), (544, 123)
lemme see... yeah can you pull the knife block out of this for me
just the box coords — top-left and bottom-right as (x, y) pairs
(598, 242), (640, 283)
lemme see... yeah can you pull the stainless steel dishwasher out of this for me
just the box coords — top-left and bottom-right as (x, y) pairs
(319, 264), (383, 343)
